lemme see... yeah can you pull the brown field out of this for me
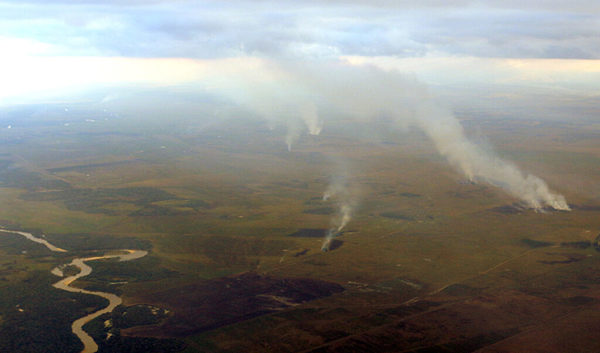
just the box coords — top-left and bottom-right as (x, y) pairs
(0, 116), (599, 352)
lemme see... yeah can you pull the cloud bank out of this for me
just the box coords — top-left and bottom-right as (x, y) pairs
(1, 0), (599, 59)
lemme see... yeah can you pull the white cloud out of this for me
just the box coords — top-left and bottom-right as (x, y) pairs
(1, 1), (599, 59)
(343, 55), (600, 93)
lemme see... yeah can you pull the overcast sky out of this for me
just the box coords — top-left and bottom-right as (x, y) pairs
(0, 0), (599, 112)
(2, 0), (599, 59)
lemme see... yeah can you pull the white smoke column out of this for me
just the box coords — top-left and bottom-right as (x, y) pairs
(301, 102), (323, 136)
(200, 59), (570, 211)
(416, 104), (570, 211)
(285, 119), (301, 151)
(202, 60), (322, 151)
(285, 102), (321, 151)
(336, 203), (353, 232)
(321, 171), (357, 251)
(292, 61), (569, 211)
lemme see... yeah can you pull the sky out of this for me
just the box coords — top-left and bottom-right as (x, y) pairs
(0, 0), (599, 119)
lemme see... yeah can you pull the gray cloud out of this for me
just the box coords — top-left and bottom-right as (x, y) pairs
(1, 0), (599, 59)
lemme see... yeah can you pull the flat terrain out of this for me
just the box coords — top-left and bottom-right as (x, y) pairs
(0, 110), (599, 352)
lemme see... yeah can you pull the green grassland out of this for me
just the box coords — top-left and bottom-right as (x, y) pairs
(0, 116), (599, 352)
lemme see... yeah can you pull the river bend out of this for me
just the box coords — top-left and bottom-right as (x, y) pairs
(1, 227), (147, 353)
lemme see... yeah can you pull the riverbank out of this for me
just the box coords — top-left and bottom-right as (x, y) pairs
(52, 250), (148, 353)
(1, 226), (147, 353)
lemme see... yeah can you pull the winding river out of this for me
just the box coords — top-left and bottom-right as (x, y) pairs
(0, 227), (147, 353)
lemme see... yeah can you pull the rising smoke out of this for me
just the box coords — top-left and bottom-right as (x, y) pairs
(321, 165), (358, 251)
(299, 62), (569, 211)
(206, 59), (570, 211)
(203, 61), (323, 151)
(300, 102), (323, 136)
(415, 104), (570, 210)
(285, 102), (322, 151)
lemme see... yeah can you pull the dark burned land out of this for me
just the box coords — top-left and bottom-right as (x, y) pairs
(126, 272), (344, 337)
(0, 116), (599, 352)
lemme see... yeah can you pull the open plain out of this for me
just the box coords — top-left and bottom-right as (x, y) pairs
(0, 113), (599, 352)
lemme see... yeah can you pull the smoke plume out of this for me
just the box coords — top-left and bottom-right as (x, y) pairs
(321, 169), (358, 251)
(204, 59), (569, 210)
(285, 102), (322, 151)
(298, 62), (569, 211)
(301, 102), (323, 136)
(415, 104), (570, 210)
(203, 61), (322, 151)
